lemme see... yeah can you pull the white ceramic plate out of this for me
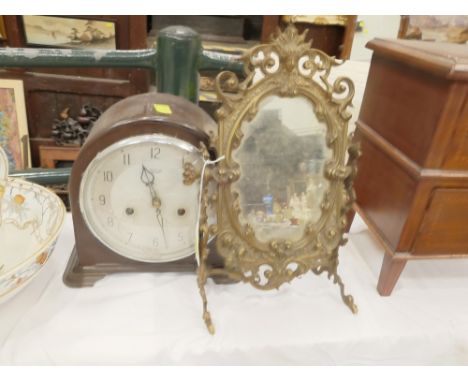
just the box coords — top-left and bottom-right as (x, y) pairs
(0, 147), (66, 303)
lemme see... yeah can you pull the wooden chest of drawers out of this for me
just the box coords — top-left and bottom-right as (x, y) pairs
(352, 38), (468, 295)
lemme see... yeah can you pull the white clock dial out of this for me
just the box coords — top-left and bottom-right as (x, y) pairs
(79, 134), (203, 263)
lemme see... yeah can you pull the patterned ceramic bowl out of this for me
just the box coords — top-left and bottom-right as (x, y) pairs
(0, 147), (66, 303)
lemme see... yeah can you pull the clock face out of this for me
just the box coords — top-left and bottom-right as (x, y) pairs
(79, 134), (203, 263)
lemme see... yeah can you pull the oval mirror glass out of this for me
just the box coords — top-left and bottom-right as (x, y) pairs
(233, 95), (332, 243)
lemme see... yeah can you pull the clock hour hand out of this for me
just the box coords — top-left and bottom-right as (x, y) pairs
(140, 164), (156, 190)
(140, 165), (161, 207)
(140, 165), (167, 248)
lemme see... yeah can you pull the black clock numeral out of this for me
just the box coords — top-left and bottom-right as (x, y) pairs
(103, 171), (113, 182)
(107, 216), (114, 227)
(150, 146), (160, 159)
(126, 232), (133, 244)
(177, 232), (185, 243)
(123, 153), (131, 166)
(98, 195), (106, 205)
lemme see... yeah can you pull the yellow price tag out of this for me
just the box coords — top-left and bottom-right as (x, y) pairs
(153, 104), (172, 115)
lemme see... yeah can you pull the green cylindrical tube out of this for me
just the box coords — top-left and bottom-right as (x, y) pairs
(9, 167), (72, 186)
(199, 49), (244, 73)
(156, 26), (201, 104)
(0, 48), (157, 69)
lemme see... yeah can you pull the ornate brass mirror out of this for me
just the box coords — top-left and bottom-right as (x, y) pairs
(197, 25), (359, 334)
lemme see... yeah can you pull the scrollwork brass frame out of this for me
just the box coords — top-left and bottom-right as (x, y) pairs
(196, 25), (359, 334)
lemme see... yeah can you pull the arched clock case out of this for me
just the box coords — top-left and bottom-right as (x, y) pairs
(64, 92), (219, 287)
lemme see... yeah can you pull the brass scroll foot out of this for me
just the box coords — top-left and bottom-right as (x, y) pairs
(332, 271), (358, 314)
(197, 266), (216, 335)
(199, 285), (216, 335)
(203, 310), (215, 335)
(313, 263), (358, 314)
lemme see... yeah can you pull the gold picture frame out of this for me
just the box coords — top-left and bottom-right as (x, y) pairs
(398, 15), (468, 44)
(0, 79), (31, 170)
(282, 15), (349, 26)
(196, 24), (359, 334)
(0, 16), (6, 41)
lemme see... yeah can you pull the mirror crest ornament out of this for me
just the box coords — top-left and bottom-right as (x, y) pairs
(197, 25), (359, 334)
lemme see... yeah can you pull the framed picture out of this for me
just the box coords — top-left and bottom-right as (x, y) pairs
(22, 16), (117, 49)
(282, 15), (349, 26)
(0, 16), (6, 41)
(0, 79), (31, 170)
(399, 15), (468, 44)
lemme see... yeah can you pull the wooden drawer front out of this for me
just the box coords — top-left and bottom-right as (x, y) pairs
(413, 188), (468, 254)
(354, 132), (417, 250)
(359, 55), (449, 167)
(443, 89), (468, 170)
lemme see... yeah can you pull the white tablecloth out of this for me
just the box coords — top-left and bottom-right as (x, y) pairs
(1, 213), (468, 365)
(2, 61), (468, 365)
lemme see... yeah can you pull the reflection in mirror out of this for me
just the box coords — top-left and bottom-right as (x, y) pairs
(233, 95), (331, 243)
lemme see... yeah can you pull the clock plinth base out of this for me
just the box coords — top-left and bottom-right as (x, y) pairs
(63, 247), (129, 287)
(63, 246), (236, 287)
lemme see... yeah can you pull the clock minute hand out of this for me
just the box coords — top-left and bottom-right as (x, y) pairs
(155, 207), (168, 249)
(140, 165), (167, 248)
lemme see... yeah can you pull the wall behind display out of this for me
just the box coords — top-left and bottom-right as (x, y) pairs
(0, 15), (150, 166)
(350, 16), (400, 61)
